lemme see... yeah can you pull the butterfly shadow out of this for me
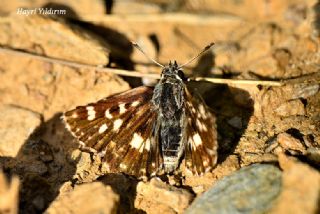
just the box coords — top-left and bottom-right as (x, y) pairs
(0, 113), (79, 213)
(98, 173), (145, 214)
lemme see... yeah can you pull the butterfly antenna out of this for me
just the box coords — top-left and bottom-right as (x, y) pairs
(132, 42), (164, 68)
(178, 42), (215, 69)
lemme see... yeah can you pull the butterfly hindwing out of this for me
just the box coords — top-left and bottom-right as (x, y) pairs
(63, 86), (162, 177)
(184, 88), (218, 175)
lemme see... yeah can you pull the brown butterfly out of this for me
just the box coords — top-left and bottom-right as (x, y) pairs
(63, 43), (218, 178)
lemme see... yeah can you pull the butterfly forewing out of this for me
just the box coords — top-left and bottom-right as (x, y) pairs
(63, 86), (162, 177)
(184, 88), (218, 175)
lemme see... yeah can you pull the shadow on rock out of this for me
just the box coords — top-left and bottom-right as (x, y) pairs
(99, 173), (145, 214)
(1, 113), (78, 214)
(67, 19), (144, 87)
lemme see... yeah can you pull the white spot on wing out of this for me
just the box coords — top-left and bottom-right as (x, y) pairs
(198, 104), (208, 119)
(86, 106), (96, 120)
(120, 163), (127, 170)
(119, 103), (126, 114)
(98, 124), (108, 133)
(196, 119), (208, 132)
(145, 139), (150, 151)
(130, 133), (144, 152)
(131, 100), (140, 107)
(199, 104), (205, 115)
(192, 133), (202, 147)
(71, 112), (78, 118)
(206, 148), (216, 155)
(105, 110), (112, 119)
(113, 119), (123, 130)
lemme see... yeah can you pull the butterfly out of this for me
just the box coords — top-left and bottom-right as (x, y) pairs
(63, 43), (218, 178)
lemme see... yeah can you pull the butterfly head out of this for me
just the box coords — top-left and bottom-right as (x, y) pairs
(161, 60), (186, 81)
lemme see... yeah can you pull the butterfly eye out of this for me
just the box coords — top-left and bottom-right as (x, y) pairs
(177, 70), (186, 80)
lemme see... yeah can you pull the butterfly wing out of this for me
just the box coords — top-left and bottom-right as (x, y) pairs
(184, 88), (218, 175)
(63, 86), (162, 178)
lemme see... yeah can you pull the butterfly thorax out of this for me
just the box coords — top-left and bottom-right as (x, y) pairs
(152, 61), (187, 173)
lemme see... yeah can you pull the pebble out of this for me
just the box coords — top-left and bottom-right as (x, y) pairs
(227, 116), (243, 129)
(275, 99), (306, 117)
(136, 178), (193, 213)
(290, 84), (319, 99)
(73, 152), (104, 183)
(265, 133), (307, 155)
(185, 164), (282, 214)
(46, 182), (119, 214)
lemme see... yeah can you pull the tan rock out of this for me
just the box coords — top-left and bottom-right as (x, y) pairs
(275, 99), (306, 117)
(270, 154), (320, 214)
(277, 133), (307, 154)
(254, 86), (309, 119)
(0, 13), (109, 65)
(82, 13), (244, 64)
(195, 0), (302, 20)
(135, 178), (193, 213)
(113, 1), (162, 14)
(0, 105), (42, 157)
(0, 48), (129, 120)
(46, 182), (119, 214)
(71, 151), (104, 183)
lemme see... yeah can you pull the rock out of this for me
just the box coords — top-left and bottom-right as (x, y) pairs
(247, 56), (280, 78)
(46, 182), (119, 214)
(0, 171), (19, 214)
(71, 151), (103, 183)
(272, 48), (292, 70)
(185, 164), (282, 214)
(227, 116), (243, 129)
(113, 1), (162, 14)
(0, 14), (130, 120)
(277, 133), (306, 153)
(135, 178), (193, 213)
(0, 13), (109, 65)
(275, 99), (306, 117)
(198, 0), (298, 20)
(0, 105), (42, 157)
(253, 84), (318, 121)
(265, 133), (307, 155)
(270, 154), (320, 214)
(289, 84), (319, 100)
